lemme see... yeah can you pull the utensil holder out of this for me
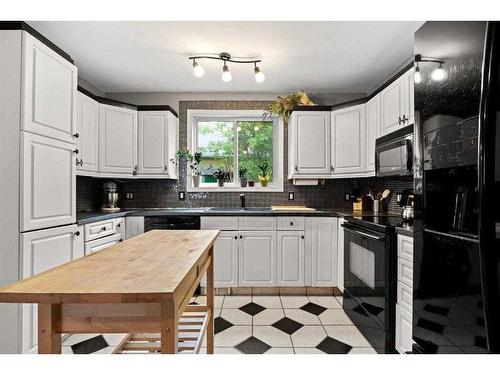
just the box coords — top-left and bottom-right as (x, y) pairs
(373, 199), (380, 213)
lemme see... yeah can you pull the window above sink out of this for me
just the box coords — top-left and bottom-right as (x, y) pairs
(186, 109), (284, 192)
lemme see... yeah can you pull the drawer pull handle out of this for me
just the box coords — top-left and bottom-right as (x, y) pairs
(290, 222), (293, 226)
(73, 133), (80, 138)
(74, 231), (80, 236)
(101, 226), (107, 231)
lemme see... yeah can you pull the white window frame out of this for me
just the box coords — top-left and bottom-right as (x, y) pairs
(186, 109), (284, 192)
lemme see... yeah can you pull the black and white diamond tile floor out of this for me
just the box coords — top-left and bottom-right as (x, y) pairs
(63, 295), (376, 354)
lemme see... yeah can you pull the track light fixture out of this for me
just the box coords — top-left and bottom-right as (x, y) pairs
(189, 52), (265, 83)
(414, 54), (448, 83)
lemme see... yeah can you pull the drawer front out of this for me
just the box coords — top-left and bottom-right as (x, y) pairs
(201, 216), (239, 230)
(277, 216), (305, 231)
(397, 257), (413, 288)
(84, 219), (116, 241)
(397, 280), (413, 313)
(397, 234), (413, 262)
(239, 216), (277, 231)
(84, 233), (122, 255)
(395, 304), (413, 354)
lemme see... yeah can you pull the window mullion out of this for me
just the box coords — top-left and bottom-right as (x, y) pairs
(234, 120), (239, 185)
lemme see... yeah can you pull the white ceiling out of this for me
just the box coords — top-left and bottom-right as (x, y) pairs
(29, 21), (424, 94)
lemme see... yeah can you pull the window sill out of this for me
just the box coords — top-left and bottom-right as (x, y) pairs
(186, 184), (283, 193)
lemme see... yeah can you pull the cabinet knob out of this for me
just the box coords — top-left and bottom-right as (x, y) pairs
(101, 226), (106, 231)
(398, 116), (402, 125)
(119, 239), (123, 242)
(240, 235), (243, 239)
(73, 133), (80, 138)
(290, 222), (293, 226)
(234, 236), (238, 239)
(294, 165), (298, 172)
(301, 235), (304, 239)
(117, 223), (121, 228)
(402, 115), (408, 123)
(164, 165), (168, 172)
(73, 149), (79, 154)
(74, 231), (80, 236)
(133, 165), (138, 176)
(331, 165), (335, 172)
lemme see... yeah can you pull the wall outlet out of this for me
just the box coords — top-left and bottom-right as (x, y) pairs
(125, 192), (134, 200)
(179, 191), (186, 200)
(288, 192), (295, 200)
(344, 193), (351, 202)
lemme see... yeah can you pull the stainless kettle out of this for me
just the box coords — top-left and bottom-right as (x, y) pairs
(402, 206), (414, 222)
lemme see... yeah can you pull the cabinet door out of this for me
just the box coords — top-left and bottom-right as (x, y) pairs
(138, 111), (169, 176)
(99, 104), (138, 175)
(395, 304), (413, 354)
(337, 218), (345, 292)
(114, 218), (126, 239)
(21, 132), (76, 232)
(366, 95), (381, 172)
(239, 231), (276, 286)
(331, 104), (367, 175)
(20, 224), (81, 353)
(213, 231), (239, 287)
(381, 76), (404, 135)
(277, 231), (305, 286)
(402, 68), (415, 125)
(21, 32), (77, 144)
(125, 217), (144, 239)
(306, 217), (338, 287)
(291, 111), (331, 175)
(167, 113), (179, 179)
(76, 91), (99, 173)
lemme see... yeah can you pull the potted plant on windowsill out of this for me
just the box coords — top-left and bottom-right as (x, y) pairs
(258, 160), (270, 187)
(239, 166), (248, 188)
(176, 149), (202, 187)
(213, 169), (228, 187)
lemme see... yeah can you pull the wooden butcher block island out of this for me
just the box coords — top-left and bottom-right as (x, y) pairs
(0, 230), (219, 354)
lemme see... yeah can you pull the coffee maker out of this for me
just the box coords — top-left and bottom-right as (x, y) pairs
(100, 181), (120, 212)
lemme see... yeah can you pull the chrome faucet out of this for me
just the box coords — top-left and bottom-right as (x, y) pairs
(240, 194), (246, 208)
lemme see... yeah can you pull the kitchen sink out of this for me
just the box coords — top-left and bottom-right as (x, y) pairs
(207, 207), (274, 212)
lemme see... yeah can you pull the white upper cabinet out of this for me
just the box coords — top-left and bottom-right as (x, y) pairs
(76, 92), (99, 174)
(238, 231), (277, 287)
(277, 231), (305, 286)
(380, 68), (414, 136)
(331, 104), (367, 175)
(366, 94), (381, 173)
(138, 111), (178, 178)
(289, 111), (331, 177)
(381, 75), (405, 135)
(21, 132), (76, 232)
(99, 104), (138, 175)
(21, 32), (78, 144)
(402, 68), (415, 126)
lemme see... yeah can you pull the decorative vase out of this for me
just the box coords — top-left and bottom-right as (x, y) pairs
(192, 175), (201, 188)
(248, 180), (255, 187)
(217, 178), (225, 187)
(259, 175), (269, 187)
(240, 177), (248, 187)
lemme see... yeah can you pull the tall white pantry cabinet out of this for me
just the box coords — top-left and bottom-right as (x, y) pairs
(0, 29), (80, 354)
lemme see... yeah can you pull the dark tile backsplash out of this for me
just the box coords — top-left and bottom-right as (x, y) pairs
(77, 100), (413, 214)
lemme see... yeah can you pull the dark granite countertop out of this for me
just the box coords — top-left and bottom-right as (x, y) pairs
(76, 207), (413, 238)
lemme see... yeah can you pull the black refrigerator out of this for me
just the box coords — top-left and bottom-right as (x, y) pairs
(413, 21), (500, 353)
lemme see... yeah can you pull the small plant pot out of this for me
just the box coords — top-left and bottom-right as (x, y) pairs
(248, 180), (255, 187)
(192, 175), (201, 188)
(217, 178), (225, 187)
(240, 177), (248, 187)
(259, 175), (270, 187)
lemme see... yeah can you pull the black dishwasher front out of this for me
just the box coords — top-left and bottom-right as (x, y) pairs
(144, 216), (201, 232)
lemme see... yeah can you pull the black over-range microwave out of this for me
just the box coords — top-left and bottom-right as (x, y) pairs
(375, 124), (414, 177)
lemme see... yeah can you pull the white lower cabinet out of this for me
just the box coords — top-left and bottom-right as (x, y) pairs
(395, 234), (414, 354)
(306, 217), (338, 287)
(213, 231), (239, 287)
(21, 131), (76, 232)
(277, 231), (305, 286)
(337, 218), (345, 292)
(20, 224), (83, 353)
(238, 231), (277, 287)
(84, 233), (122, 255)
(395, 304), (413, 354)
(114, 218), (125, 238)
(125, 216), (144, 239)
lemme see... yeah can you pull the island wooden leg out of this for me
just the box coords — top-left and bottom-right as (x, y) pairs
(161, 298), (178, 353)
(38, 303), (61, 354)
(206, 246), (215, 354)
